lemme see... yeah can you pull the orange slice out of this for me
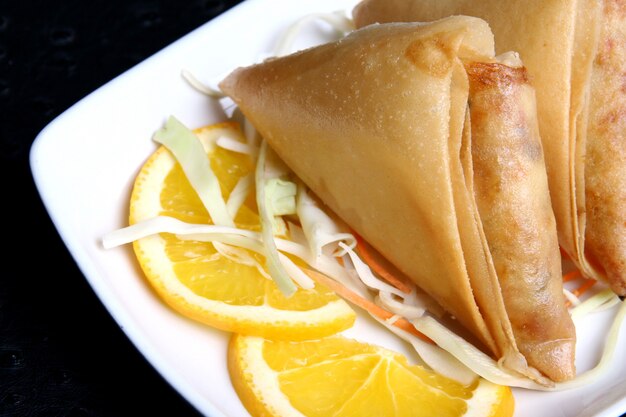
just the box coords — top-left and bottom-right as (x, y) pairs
(129, 122), (355, 340)
(229, 334), (515, 417)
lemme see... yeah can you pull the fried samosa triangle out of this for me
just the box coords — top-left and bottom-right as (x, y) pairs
(219, 17), (575, 382)
(353, 0), (626, 297)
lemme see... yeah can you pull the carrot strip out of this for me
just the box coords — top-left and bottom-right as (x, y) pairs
(572, 279), (597, 298)
(302, 267), (433, 343)
(563, 269), (582, 283)
(565, 278), (597, 307)
(353, 233), (413, 294)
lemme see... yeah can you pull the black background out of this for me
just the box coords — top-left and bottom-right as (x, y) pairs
(1, 1), (243, 416)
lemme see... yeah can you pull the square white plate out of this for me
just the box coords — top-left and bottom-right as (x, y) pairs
(30, 1), (626, 416)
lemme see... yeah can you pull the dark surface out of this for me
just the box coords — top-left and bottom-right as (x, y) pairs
(1, 1), (243, 416)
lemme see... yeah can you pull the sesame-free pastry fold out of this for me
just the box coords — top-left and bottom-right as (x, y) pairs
(220, 17), (575, 383)
(353, 0), (626, 298)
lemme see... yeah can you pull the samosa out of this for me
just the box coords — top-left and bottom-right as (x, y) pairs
(220, 17), (575, 382)
(353, 0), (626, 296)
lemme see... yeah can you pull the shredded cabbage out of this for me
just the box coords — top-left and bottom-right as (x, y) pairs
(212, 241), (272, 281)
(102, 216), (256, 249)
(103, 216), (314, 289)
(153, 116), (233, 227)
(376, 291), (425, 320)
(205, 236), (315, 290)
(263, 145), (292, 179)
(259, 148), (297, 237)
(255, 140), (297, 296)
(180, 69), (226, 99)
(243, 117), (261, 149)
(409, 316), (555, 389)
(409, 316), (546, 390)
(266, 179), (297, 216)
(226, 174), (253, 219)
(274, 11), (354, 57)
(375, 316), (478, 386)
(288, 222), (368, 297)
(563, 288), (582, 307)
(215, 110), (260, 161)
(570, 289), (619, 320)
(279, 256), (317, 291)
(339, 242), (408, 299)
(590, 297), (621, 314)
(287, 221), (308, 247)
(297, 186), (356, 260)
(216, 136), (259, 156)
(409, 301), (626, 391)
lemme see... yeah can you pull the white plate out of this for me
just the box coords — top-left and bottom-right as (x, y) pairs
(30, 1), (626, 416)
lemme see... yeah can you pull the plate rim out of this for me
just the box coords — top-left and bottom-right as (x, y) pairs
(28, 2), (260, 416)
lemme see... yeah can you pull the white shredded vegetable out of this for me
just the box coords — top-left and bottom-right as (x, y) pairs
(103, 215), (361, 291)
(377, 291), (425, 320)
(375, 316), (478, 386)
(289, 222), (369, 297)
(570, 289), (619, 320)
(226, 174), (253, 220)
(297, 186), (356, 260)
(263, 145), (292, 180)
(216, 136), (259, 156)
(279, 256), (317, 291)
(103, 216), (314, 289)
(590, 296), (621, 314)
(287, 222), (308, 247)
(266, 178), (297, 216)
(213, 238), (315, 290)
(212, 241), (272, 281)
(181, 69), (226, 98)
(102, 216), (256, 249)
(243, 117), (261, 149)
(261, 150), (296, 237)
(563, 288), (582, 307)
(274, 11), (354, 56)
(153, 116), (233, 227)
(255, 140), (297, 296)
(339, 242), (407, 299)
(409, 315), (555, 389)
(337, 252), (372, 299)
(409, 301), (626, 391)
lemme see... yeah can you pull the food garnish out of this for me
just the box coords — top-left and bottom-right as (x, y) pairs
(105, 122), (355, 340)
(229, 334), (514, 417)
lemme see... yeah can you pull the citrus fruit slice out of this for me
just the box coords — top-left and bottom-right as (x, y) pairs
(129, 122), (355, 340)
(229, 334), (514, 417)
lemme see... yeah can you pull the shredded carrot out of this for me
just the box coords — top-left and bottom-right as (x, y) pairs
(572, 279), (597, 298)
(353, 233), (413, 294)
(302, 267), (433, 343)
(563, 269), (582, 283)
(565, 278), (597, 307)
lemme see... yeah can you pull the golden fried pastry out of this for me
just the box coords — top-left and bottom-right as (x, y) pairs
(220, 17), (574, 382)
